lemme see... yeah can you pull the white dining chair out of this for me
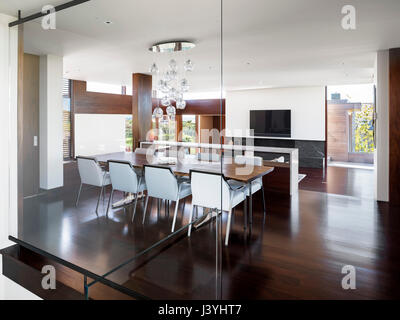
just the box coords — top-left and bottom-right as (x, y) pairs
(143, 165), (192, 232)
(197, 152), (220, 162)
(188, 170), (248, 246)
(76, 156), (111, 215)
(229, 155), (266, 216)
(106, 160), (147, 220)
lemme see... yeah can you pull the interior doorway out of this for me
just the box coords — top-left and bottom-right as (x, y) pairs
(326, 84), (375, 170)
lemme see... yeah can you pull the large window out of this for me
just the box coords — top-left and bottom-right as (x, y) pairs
(86, 81), (123, 95)
(125, 115), (133, 151)
(350, 104), (375, 153)
(182, 115), (197, 142)
(154, 117), (176, 141)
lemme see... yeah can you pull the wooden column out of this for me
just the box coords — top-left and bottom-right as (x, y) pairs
(389, 48), (400, 205)
(132, 73), (152, 148)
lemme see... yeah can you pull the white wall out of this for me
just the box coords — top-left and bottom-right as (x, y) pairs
(75, 114), (127, 157)
(0, 14), (18, 248)
(374, 51), (390, 202)
(39, 55), (64, 190)
(226, 86), (326, 141)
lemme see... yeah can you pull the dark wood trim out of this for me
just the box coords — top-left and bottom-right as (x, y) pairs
(176, 114), (182, 141)
(132, 73), (153, 148)
(72, 80), (131, 114)
(389, 48), (400, 205)
(1, 245), (85, 300)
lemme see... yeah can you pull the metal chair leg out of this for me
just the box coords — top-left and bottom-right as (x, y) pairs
(171, 198), (180, 232)
(131, 193), (139, 222)
(76, 183), (83, 207)
(142, 195), (149, 224)
(244, 197), (248, 230)
(182, 198), (186, 216)
(95, 185), (104, 216)
(225, 209), (233, 246)
(188, 205), (195, 237)
(106, 189), (114, 218)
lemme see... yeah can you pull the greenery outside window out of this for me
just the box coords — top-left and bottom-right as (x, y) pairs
(350, 104), (375, 153)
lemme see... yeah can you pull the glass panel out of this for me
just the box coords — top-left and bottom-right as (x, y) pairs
(182, 115), (197, 142)
(13, 0), (222, 300)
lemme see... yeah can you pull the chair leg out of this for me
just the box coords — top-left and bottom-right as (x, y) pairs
(244, 197), (248, 230)
(142, 195), (149, 224)
(171, 198), (180, 232)
(75, 183), (83, 207)
(182, 198), (186, 216)
(225, 210), (233, 246)
(95, 185), (104, 216)
(106, 189), (114, 218)
(188, 205), (195, 237)
(261, 184), (266, 217)
(131, 193), (139, 222)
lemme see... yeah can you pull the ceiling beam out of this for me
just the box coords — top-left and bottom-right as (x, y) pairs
(8, 0), (91, 27)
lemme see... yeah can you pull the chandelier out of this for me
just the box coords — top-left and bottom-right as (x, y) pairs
(149, 41), (195, 121)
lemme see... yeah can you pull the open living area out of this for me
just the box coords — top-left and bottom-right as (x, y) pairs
(1, 0), (400, 302)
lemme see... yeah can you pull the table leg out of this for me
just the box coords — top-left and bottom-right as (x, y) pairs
(249, 183), (253, 227)
(112, 192), (145, 209)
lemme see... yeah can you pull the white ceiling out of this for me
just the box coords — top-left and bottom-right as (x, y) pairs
(1, 0), (400, 92)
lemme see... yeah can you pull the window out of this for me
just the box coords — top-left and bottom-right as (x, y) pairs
(182, 115), (197, 143)
(63, 79), (72, 160)
(154, 117), (176, 141)
(125, 115), (133, 151)
(350, 104), (375, 153)
(86, 82), (122, 95)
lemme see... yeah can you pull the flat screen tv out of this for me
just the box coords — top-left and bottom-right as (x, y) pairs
(250, 110), (291, 138)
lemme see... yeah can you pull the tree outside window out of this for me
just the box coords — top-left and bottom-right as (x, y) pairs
(350, 104), (375, 153)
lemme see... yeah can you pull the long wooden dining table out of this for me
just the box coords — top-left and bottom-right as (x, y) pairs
(95, 152), (274, 227)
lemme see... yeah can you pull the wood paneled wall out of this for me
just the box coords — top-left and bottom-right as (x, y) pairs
(327, 104), (350, 162)
(389, 48), (400, 205)
(22, 54), (40, 197)
(72, 80), (131, 114)
(132, 73), (152, 148)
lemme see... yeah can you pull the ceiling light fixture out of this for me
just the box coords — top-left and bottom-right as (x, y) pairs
(149, 41), (195, 120)
(149, 41), (195, 53)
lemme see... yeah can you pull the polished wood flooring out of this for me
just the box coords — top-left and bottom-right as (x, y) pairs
(18, 163), (400, 299)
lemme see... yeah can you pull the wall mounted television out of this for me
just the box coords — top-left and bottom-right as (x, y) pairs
(250, 110), (291, 138)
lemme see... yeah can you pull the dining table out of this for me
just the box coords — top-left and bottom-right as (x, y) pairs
(95, 152), (274, 228)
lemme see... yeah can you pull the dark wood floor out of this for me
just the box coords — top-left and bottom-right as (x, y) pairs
(17, 163), (400, 299)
